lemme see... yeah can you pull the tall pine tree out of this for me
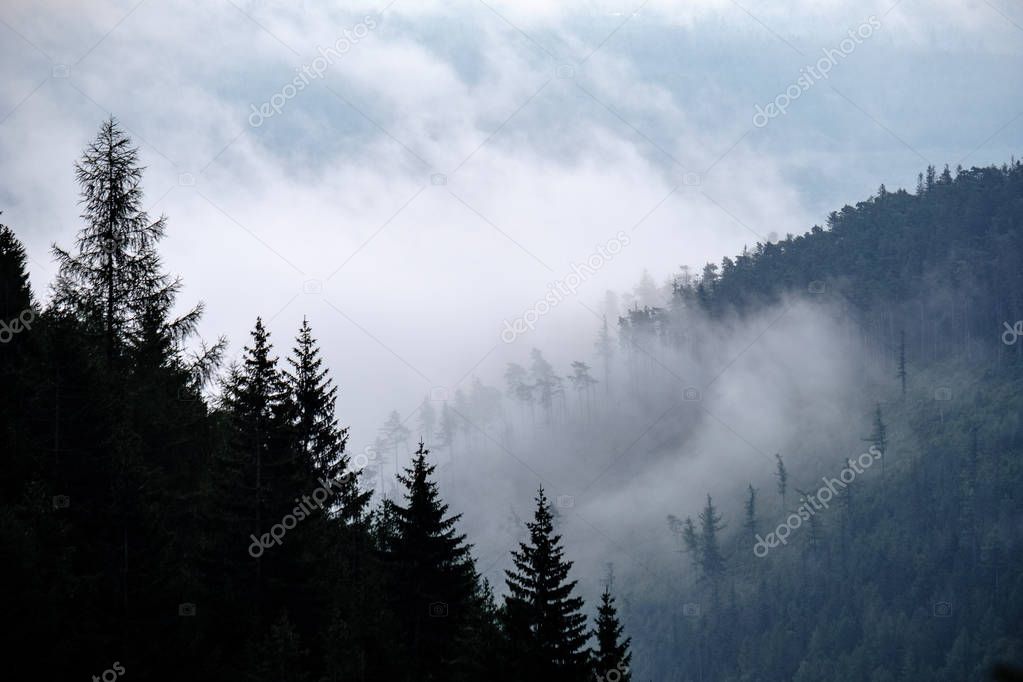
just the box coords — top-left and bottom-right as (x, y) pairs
(592, 587), (632, 682)
(385, 441), (478, 681)
(52, 117), (174, 363)
(503, 488), (590, 681)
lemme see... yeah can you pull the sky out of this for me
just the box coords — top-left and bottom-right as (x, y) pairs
(2, 0), (1022, 454)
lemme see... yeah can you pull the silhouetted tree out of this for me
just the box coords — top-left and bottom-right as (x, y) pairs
(384, 442), (480, 681)
(503, 488), (590, 681)
(775, 453), (788, 509)
(592, 587), (632, 682)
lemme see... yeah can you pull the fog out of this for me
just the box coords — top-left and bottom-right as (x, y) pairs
(3, 0), (1020, 608)
(384, 288), (886, 603)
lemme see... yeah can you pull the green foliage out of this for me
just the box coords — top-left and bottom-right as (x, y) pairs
(631, 161), (1023, 681)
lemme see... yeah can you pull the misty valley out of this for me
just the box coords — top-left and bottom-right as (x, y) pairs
(5, 117), (1023, 682)
(3, 2), (1023, 681)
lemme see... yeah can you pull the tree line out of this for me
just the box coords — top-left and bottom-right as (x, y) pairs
(0, 118), (632, 681)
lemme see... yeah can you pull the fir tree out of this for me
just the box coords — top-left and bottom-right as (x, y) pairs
(0, 220), (34, 498)
(698, 495), (726, 597)
(214, 317), (298, 626)
(436, 402), (457, 455)
(529, 349), (562, 425)
(594, 314), (614, 393)
(380, 409), (412, 478)
(592, 587), (632, 682)
(505, 362), (535, 426)
(418, 399), (437, 448)
(286, 317), (370, 524)
(867, 403), (888, 478)
(0, 217), (33, 323)
(775, 453), (788, 510)
(385, 441), (478, 681)
(568, 360), (598, 418)
(503, 488), (590, 681)
(897, 330), (907, 397)
(743, 483), (758, 545)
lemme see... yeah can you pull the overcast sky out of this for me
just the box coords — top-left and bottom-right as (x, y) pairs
(2, 0), (1022, 444)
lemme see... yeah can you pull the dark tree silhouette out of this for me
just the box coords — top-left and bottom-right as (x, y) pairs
(503, 488), (591, 681)
(592, 587), (632, 682)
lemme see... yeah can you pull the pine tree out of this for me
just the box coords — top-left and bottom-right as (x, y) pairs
(49, 120), (211, 633)
(529, 349), (562, 425)
(668, 514), (701, 573)
(0, 217), (33, 323)
(286, 318), (370, 524)
(592, 587), (632, 682)
(504, 362), (535, 427)
(775, 453), (788, 510)
(594, 315), (614, 393)
(867, 403), (888, 478)
(743, 483), (758, 545)
(0, 220), (35, 497)
(214, 317), (298, 626)
(897, 330), (907, 397)
(795, 488), (823, 557)
(418, 399), (437, 448)
(568, 360), (598, 419)
(380, 409), (412, 479)
(385, 441), (478, 681)
(503, 488), (590, 681)
(698, 495), (726, 599)
(255, 612), (311, 682)
(51, 117), (174, 362)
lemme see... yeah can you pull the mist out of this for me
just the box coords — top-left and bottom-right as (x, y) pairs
(4, 1), (1023, 679)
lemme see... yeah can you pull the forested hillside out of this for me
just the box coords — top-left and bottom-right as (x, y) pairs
(621, 160), (1023, 681)
(3, 118), (1023, 682)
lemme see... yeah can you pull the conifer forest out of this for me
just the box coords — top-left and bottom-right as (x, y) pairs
(2, 2), (1023, 680)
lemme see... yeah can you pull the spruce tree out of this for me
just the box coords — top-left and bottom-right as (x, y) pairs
(503, 488), (590, 681)
(385, 441), (478, 681)
(897, 330), (907, 397)
(592, 587), (632, 682)
(698, 495), (726, 599)
(0, 220), (34, 472)
(867, 403), (888, 477)
(0, 218), (33, 322)
(418, 399), (437, 448)
(436, 402), (457, 454)
(568, 360), (598, 419)
(529, 349), (560, 424)
(504, 362), (535, 426)
(213, 317), (298, 629)
(285, 317), (370, 523)
(594, 314), (614, 393)
(743, 483), (758, 545)
(380, 409), (411, 479)
(775, 453), (788, 509)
